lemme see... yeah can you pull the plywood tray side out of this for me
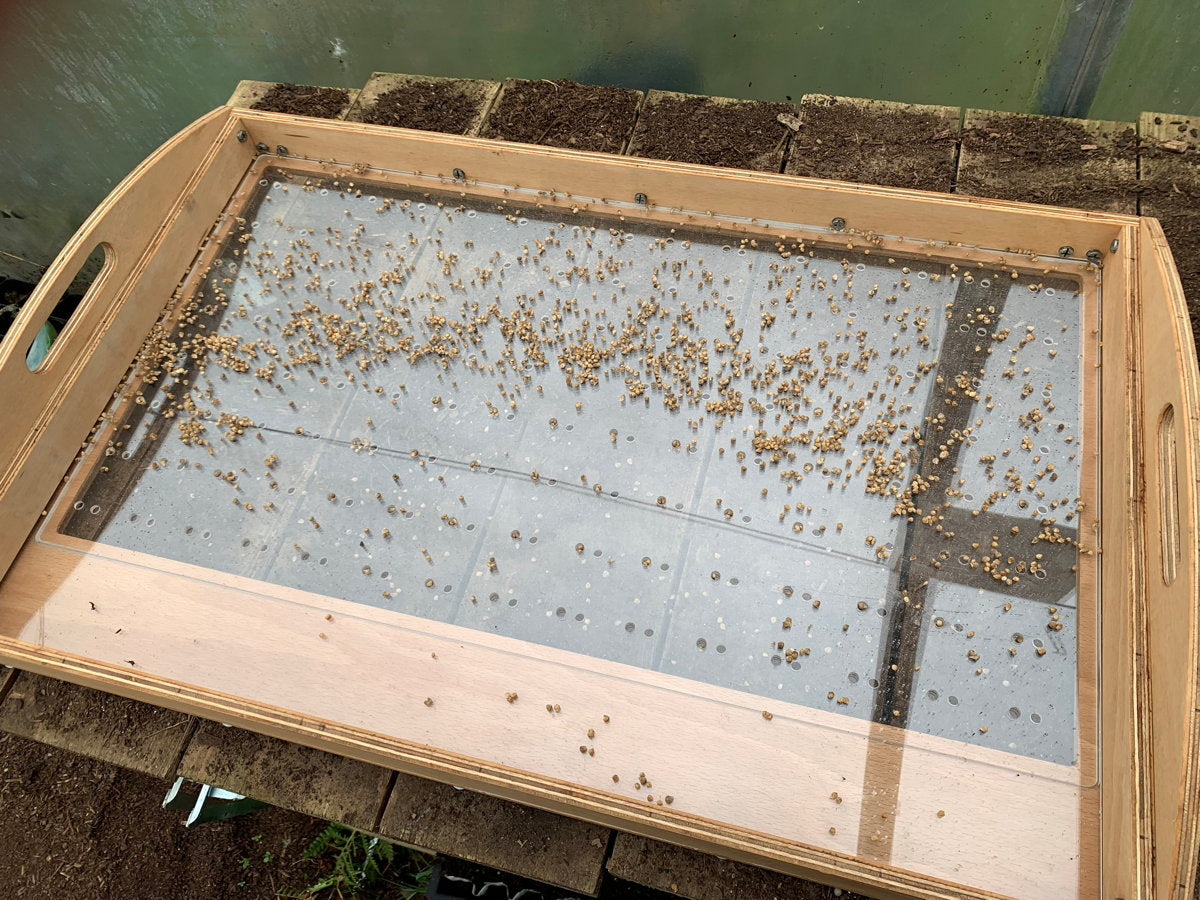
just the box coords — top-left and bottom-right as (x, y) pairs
(230, 109), (1134, 262)
(0, 635), (1023, 900)
(1137, 217), (1200, 900)
(1098, 225), (1148, 900)
(0, 108), (254, 583)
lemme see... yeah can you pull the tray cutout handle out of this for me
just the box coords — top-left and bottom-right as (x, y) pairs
(23, 243), (113, 373)
(1158, 403), (1180, 586)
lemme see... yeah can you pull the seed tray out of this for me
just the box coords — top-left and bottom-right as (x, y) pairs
(0, 107), (1194, 900)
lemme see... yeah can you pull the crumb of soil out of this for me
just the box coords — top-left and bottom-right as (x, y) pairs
(251, 83), (349, 119)
(0, 731), (327, 899)
(483, 79), (641, 154)
(631, 95), (794, 171)
(787, 98), (958, 191)
(959, 114), (1138, 211)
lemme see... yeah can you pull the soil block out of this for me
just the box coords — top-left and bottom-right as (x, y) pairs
(346, 73), (500, 136)
(227, 79), (356, 119)
(785, 94), (961, 192)
(1140, 111), (1200, 345)
(628, 90), (796, 172)
(481, 79), (642, 154)
(957, 110), (1137, 213)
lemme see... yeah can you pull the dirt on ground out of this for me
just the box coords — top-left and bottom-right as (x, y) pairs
(360, 79), (485, 135)
(482, 79), (641, 154)
(630, 95), (793, 171)
(958, 114), (1139, 211)
(786, 98), (958, 191)
(0, 731), (327, 899)
(251, 83), (350, 119)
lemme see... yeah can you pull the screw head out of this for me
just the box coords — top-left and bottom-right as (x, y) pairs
(275, 145), (288, 156)
(1058, 246), (1074, 258)
(255, 142), (269, 153)
(831, 217), (846, 231)
(1086, 249), (1103, 264)
(634, 192), (648, 205)
(452, 168), (465, 180)
(236, 129), (248, 143)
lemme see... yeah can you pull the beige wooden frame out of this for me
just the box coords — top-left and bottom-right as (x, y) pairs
(0, 106), (1193, 900)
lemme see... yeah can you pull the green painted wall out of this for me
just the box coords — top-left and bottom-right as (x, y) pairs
(1088, 0), (1200, 121)
(0, 0), (1192, 286)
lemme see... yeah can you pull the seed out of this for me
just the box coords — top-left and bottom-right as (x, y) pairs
(856, 601), (869, 611)
(587, 728), (595, 739)
(711, 570), (720, 580)
(576, 542), (585, 553)
(602, 715), (610, 723)
(641, 556), (651, 567)
(505, 692), (518, 703)
(762, 710), (773, 720)
(937, 810), (946, 818)
(424, 698), (434, 707)
(782, 617), (793, 629)
(511, 530), (521, 540)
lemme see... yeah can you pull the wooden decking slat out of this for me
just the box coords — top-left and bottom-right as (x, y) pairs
(606, 833), (869, 900)
(178, 721), (392, 832)
(956, 109), (1137, 213)
(0, 671), (193, 778)
(344, 72), (500, 136)
(1138, 111), (1200, 343)
(784, 94), (961, 192)
(226, 79), (358, 119)
(378, 771), (610, 895)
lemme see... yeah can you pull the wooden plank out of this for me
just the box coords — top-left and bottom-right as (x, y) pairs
(1096, 223), (1148, 900)
(784, 94), (960, 192)
(626, 89), (796, 172)
(179, 720), (391, 831)
(226, 79), (358, 119)
(1136, 216), (1200, 900)
(1139, 112), (1200, 345)
(344, 72), (499, 136)
(0, 670), (192, 778)
(0, 107), (252, 582)
(607, 834), (868, 900)
(378, 771), (609, 896)
(957, 110), (1137, 213)
(480, 79), (642, 154)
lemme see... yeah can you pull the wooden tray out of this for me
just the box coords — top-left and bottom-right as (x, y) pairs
(0, 106), (1195, 900)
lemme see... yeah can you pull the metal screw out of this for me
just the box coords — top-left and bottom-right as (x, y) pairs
(1058, 246), (1074, 258)
(275, 145), (288, 156)
(236, 130), (247, 143)
(452, 168), (465, 180)
(1086, 249), (1103, 264)
(830, 217), (846, 231)
(255, 142), (269, 153)
(634, 192), (648, 205)
(1110, 238), (1120, 254)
